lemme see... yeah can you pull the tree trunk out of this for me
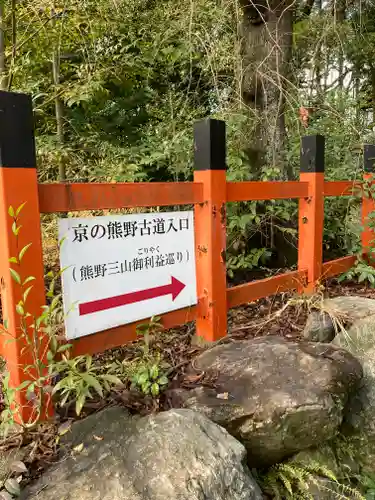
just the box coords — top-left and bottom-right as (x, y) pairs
(371, 66), (375, 126)
(0, 0), (6, 90)
(240, 0), (294, 179)
(334, 0), (346, 90)
(51, 9), (66, 182)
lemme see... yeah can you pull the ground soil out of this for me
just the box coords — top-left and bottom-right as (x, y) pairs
(1, 275), (375, 491)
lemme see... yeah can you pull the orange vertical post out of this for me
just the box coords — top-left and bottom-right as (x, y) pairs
(0, 91), (51, 423)
(362, 145), (375, 261)
(193, 119), (227, 342)
(298, 135), (325, 293)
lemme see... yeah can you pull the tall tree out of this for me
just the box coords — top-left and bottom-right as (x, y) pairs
(239, 0), (295, 179)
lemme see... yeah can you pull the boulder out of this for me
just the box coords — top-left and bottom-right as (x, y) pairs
(321, 296), (375, 322)
(333, 315), (375, 471)
(172, 336), (362, 467)
(23, 407), (263, 500)
(303, 296), (375, 343)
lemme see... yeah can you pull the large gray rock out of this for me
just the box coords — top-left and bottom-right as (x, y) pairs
(304, 296), (375, 343)
(333, 315), (375, 471)
(321, 296), (375, 322)
(172, 336), (362, 468)
(23, 407), (263, 500)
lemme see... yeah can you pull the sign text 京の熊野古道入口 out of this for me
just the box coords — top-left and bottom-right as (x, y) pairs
(58, 211), (197, 340)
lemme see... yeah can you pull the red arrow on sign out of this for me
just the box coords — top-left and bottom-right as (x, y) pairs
(78, 276), (186, 316)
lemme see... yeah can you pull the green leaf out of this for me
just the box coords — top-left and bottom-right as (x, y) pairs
(57, 344), (72, 353)
(158, 375), (168, 386)
(359, 272), (368, 283)
(52, 378), (69, 395)
(151, 383), (159, 397)
(4, 478), (20, 496)
(15, 202), (26, 216)
(149, 364), (159, 380)
(18, 380), (31, 391)
(4, 338), (16, 345)
(99, 374), (122, 386)
(16, 303), (24, 316)
(26, 383), (35, 398)
(75, 394), (86, 416)
(136, 372), (149, 386)
(8, 206), (14, 217)
(23, 276), (35, 286)
(9, 257), (18, 264)
(18, 243), (32, 262)
(9, 268), (21, 285)
(82, 374), (104, 397)
(23, 286), (33, 303)
(85, 356), (92, 371)
(141, 381), (151, 394)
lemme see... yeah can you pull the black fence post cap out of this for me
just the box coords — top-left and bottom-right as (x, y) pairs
(0, 90), (36, 169)
(300, 135), (325, 173)
(364, 144), (375, 173)
(194, 118), (226, 171)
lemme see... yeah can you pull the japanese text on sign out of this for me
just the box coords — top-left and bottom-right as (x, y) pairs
(72, 216), (190, 242)
(59, 211), (197, 340)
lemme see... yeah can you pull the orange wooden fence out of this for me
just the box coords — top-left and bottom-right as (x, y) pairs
(0, 90), (374, 423)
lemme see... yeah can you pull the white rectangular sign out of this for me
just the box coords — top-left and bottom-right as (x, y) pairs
(58, 211), (197, 340)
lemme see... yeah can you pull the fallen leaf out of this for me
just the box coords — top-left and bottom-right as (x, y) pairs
(58, 421), (72, 436)
(4, 478), (20, 496)
(216, 392), (229, 400)
(10, 460), (27, 473)
(183, 373), (204, 384)
(93, 435), (103, 441)
(73, 443), (84, 453)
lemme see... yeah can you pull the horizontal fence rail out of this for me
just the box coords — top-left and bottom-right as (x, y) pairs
(72, 305), (198, 356)
(38, 182), (204, 212)
(324, 181), (361, 197)
(39, 179), (367, 214)
(227, 269), (307, 309)
(0, 90), (374, 424)
(227, 181), (309, 202)
(322, 256), (357, 279)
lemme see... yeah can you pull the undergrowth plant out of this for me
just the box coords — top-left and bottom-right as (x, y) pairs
(0, 203), (124, 428)
(339, 181), (375, 287)
(131, 316), (169, 397)
(258, 460), (365, 500)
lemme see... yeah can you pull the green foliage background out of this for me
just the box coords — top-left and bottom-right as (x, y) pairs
(2, 0), (375, 275)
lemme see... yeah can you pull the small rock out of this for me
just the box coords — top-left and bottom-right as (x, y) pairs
(303, 310), (335, 342)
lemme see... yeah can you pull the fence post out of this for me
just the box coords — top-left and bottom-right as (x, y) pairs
(193, 118), (227, 343)
(362, 145), (375, 261)
(298, 135), (325, 293)
(0, 91), (51, 423)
